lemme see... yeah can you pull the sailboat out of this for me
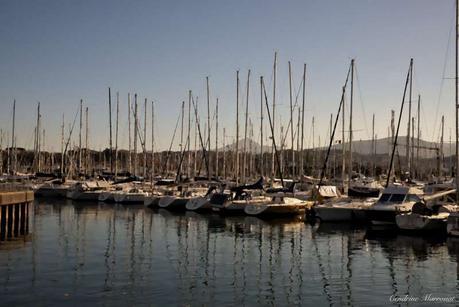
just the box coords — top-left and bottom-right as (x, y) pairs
(210, 177), (265, 215)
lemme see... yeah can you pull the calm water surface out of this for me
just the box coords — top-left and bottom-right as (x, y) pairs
(1, 199), (459, 306)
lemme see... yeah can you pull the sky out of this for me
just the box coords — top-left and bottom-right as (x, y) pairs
(0, 0), (457, 152)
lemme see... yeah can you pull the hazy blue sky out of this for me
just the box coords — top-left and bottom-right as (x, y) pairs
(0, 0), (456, 152)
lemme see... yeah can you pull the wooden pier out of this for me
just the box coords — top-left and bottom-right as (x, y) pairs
(0, 191), (34, 242)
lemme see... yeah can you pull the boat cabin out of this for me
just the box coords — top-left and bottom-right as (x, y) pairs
(376, 186), (422, 205)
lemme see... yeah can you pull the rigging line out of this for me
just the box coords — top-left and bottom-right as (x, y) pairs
(161, 110), (181, 175)
(354, 63), (371, 140)
(280, 78), (305, 149)
(431, 6), (455, 141)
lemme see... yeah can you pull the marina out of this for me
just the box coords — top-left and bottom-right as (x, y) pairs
(2, 0), (459, 304)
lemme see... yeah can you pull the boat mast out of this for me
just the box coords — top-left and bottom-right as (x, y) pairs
(341, 79), (346, 188)
(108, 88), (113, 175)
(301, 64), (306, 176)
(272, 52), (277, 178)
(134, 94), (138, 176)
(61, 114), (65, 176)
(372, 113), (375, 177)
(260, 76), (264, 177)
(128, 93), (132, 174)
(79, 99), (82, 175)
(262, 76), (284, 187)
(441, 115), (445, 178)
(348, 59), (354, 188)
(386, 58), (412, 187)
(456, 0), (459, 202)
(289, 61), (295, 179)
(151, 100), (155, 181)
(215, 98), (219, 178)
(85, 107), (89, 174)
(407, 60), (413, 177)
(243, 69), (250, 183)
(236, 71), (240, 184)
(115, 93), (119, 178)
(180, 100), (185, 174)
(144, 98), (147, 181)
(206, 76), (211, 180)
(223, 127), (226, 178)
(11, 100), (16, 174)
(417, 95), (420, 177)
(187, 91), (191, 178)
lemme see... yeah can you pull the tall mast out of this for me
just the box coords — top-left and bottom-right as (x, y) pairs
(85, 107), (89, 174)
(260, 76), (264, 177)
(79, 99), (83, 174)
(455, 0), (458, 202)
(108, 87), (113, 174)
(348, 59), (354, 187)
(37, 102), (41, 173)
(313, 116), (316, 177)
(272, 52), (277, 178)
(236, 71), (240, 184)
(441, 115), (445, 178)
(341, 81), (346, 188)
(144, 98), (147, 180)
(288, 61), (295, 178)
(194, 95), (198, 177)
(417, 95), (421, 176)
(115, 93), (119, 177)
(297, 107), (301, 178)
(11, 100), (16, 174)
(301, 64), (306, 176)
(215, 98), (219, 178)
(329, 113), (333, 178)
(187, 91), (191, 178)
(134, 94), (138, 176)
(151, 100), (155, 180)
(223, 127), (226, 179)
(61, 114), (65, 176)
(128, 93), (132, 174)
(372, 113), (375, 177)
(407, 59), (413, 176)
(180, 100), (185, 174)
(206, 76), (211, 179)
(243, 69), (250, 183)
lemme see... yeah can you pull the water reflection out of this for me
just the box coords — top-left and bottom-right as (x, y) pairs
(0, 199), (458, 305)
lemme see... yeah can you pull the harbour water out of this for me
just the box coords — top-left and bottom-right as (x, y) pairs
(1, 199), (458, 305)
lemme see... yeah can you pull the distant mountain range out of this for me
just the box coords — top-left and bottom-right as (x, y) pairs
(221, 136), (452, 158)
